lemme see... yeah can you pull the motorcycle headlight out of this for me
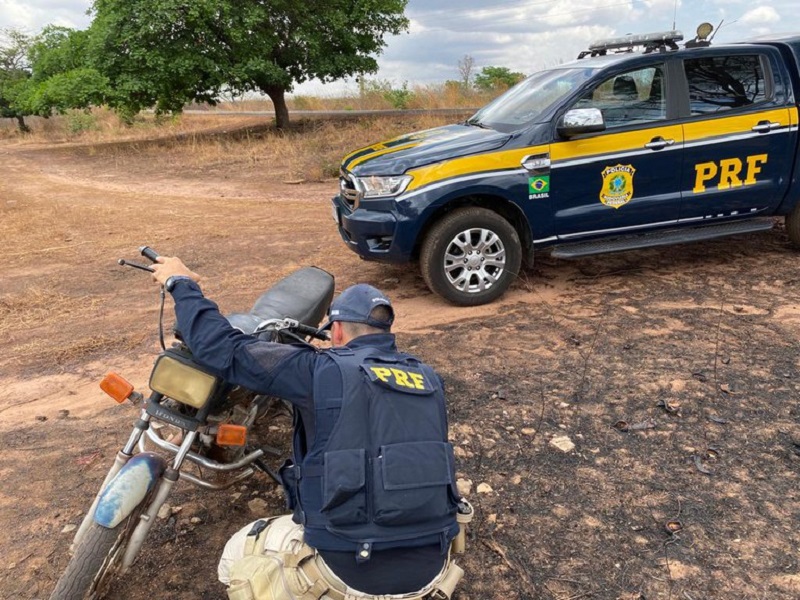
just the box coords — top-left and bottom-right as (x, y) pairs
(354, 175), (412, 199)
(149, 354), (221, 409)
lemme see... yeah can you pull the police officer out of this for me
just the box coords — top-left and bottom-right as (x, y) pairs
(151, 257), (468, 600)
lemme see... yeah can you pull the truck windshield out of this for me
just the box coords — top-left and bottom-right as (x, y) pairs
(468, 68), (598, 133)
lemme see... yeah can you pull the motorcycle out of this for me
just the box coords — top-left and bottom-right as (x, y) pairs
(48, 247), (334, 600)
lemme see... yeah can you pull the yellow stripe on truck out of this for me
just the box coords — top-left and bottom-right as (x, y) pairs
(346, 141), (423, 169)
(551, 125), (684, 162)
(405, 145), (549, 192)
(682, 108), (791, 142)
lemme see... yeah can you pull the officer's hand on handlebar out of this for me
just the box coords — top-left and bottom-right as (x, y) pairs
(151, 256), (202, 287)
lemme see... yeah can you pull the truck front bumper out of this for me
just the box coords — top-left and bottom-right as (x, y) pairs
(332, 194), (416, 263)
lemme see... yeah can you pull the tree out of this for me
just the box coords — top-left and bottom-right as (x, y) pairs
(22, 26), (109, 117)
(0, 28), (33, 131)
(88, 0), (410, 128)
(457, 54), (475, 90)
(474, 66), (526, 92)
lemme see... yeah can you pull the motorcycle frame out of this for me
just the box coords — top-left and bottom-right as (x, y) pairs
(72, 387), (274, 574)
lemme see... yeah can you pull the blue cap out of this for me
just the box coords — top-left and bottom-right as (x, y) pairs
(322, 284), (394, 330)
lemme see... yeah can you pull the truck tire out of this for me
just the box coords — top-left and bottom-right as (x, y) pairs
(420, 207), (522, 306)
(48, 511), (141, 600)
(786, 204), (800, 248)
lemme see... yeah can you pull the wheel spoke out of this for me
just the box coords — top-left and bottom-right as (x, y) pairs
(477, 230), (499, 251)
(451, 234), (469, 252)
(451, 272), (469, 291)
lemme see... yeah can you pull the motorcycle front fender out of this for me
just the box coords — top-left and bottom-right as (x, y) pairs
(94, 452), (166, 529)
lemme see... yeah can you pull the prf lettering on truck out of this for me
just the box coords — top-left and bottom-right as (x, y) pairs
(693, 154), (769, 194)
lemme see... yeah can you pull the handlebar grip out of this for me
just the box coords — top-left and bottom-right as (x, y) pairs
(139, 246), (160, 263)
(295, 323), (330, 341)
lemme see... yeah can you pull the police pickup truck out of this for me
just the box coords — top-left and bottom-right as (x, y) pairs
(332, 26), (800, 305)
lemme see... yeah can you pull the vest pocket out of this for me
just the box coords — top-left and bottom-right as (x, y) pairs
(321, 448), (368, 525)
(373, 441), (454, 526)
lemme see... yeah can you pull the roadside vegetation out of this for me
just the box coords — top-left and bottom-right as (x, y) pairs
(0, 109), (466, 182)
(0, 76), (510, 182)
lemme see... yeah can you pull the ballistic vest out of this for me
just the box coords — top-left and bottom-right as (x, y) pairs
(280, 343), (460, 559)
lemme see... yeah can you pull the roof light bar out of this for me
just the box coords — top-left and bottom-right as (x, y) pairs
(581, 30), (683, 57)
(588, 30), (684, 53)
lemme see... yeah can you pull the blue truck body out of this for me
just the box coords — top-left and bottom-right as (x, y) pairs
(332, 33), (800, 305)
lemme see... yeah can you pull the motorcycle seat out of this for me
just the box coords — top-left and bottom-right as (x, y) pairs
(226, 267), (335, 334)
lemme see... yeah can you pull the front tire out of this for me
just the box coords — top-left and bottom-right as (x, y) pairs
(49, 512), (140, 600)
(420, 207), (522, 306)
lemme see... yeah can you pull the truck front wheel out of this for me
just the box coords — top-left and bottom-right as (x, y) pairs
(420, 207), (522, 306)
(786, 203), (800, 248)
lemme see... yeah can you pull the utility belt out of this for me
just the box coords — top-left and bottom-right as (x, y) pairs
(227, 502), (473, 600)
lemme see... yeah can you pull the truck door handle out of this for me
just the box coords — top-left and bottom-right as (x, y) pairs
(644, 137), (675, 150)
(751, 120), (781, 133)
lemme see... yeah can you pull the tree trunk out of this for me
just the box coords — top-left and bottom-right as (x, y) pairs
(16, 115), (30, 133)
(264, 86), (290, 129)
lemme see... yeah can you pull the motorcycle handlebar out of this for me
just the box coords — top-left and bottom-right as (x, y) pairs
(139, 246), (160, 263)
(294, 322), (330, 341)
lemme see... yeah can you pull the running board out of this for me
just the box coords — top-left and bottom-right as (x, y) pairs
(550, 218), (776, 259)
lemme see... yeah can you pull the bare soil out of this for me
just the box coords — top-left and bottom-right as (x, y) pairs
(1, 123), (799, 600)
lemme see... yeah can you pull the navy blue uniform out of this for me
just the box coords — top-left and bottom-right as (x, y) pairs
(170, 279), (449, 593)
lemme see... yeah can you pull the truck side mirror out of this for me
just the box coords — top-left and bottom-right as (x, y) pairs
(557, 108), (606, 138)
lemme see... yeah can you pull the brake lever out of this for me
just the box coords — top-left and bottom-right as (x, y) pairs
(118, 259), (155, 273)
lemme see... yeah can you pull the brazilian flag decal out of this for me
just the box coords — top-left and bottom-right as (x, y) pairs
(529, 176), (550, 194)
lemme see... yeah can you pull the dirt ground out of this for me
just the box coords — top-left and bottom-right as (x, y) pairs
(1, 122), (799, 600)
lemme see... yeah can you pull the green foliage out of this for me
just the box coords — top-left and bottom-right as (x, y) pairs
(2, 27), (110, 119)
(89, 0), (226, 116)
(88, 0), (410, 127)
(361, 79), (414, 109)
(28, 26), (92, 82)
(474, 66), (526, 91)
(21, 68), (109, 115)
(383, 82), (413, 109)
(65, 110), (98, 134)
(0, 28), (33, 130)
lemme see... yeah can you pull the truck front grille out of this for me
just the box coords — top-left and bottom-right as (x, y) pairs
(339, 170), (361, 209)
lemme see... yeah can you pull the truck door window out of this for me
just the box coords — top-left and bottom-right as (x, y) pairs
(684, 55), (767, 115)
(573, 65), (666, 128)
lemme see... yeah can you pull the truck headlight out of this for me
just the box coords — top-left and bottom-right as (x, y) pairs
(354, 175), (412, 199)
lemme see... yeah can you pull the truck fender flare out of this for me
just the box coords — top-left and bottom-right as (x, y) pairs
(94, 452), (166, 529)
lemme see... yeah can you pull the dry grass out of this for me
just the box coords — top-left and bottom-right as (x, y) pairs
(214, 82), (497, 112)
(38, 112), (466, 182)
(5, 331), (149, 371)
(0, 83), (498, 144)
(0, 108), (260, 144)
(0, 288), (93, 336)
(0, 285), (150, 372)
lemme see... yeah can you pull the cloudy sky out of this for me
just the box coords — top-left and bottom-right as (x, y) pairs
(0, 0), (795, 95)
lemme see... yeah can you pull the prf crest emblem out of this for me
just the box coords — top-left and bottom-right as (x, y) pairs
(600, 164), (636, 209)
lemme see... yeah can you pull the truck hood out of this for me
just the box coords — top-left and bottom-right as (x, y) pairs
(342, 124), (513, 176)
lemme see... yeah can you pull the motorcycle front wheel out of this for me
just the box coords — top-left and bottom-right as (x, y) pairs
(48, 508), (142, 600)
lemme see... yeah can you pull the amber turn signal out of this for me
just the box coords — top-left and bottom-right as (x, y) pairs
(100, 373), (135, 403)
(216, 424), (247, 447)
